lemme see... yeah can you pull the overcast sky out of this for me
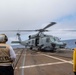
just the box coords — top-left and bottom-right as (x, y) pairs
(0, 0), (76, 44)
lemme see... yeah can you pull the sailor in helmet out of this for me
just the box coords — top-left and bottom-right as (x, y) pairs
(0, 34), (16, 75)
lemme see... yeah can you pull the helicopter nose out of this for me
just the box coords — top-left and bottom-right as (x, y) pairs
(64, 43), (67, 46)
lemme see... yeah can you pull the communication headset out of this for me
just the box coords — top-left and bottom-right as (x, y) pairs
(0, 34), (8, 43)
(4, 34), (8, 42)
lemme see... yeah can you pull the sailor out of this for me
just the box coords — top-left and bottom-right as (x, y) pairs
(0, 34), (16, 75)
(73, 48), (76, 75)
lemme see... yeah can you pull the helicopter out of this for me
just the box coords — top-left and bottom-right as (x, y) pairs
(11, 22), (66, 51)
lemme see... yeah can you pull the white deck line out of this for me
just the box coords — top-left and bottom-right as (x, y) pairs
(16, 54), (73, 69)
(15, 53), (73, 69)
(20, 50), (26, 75)
(19, 61), (72, 69)
(41, 53), (73, 64)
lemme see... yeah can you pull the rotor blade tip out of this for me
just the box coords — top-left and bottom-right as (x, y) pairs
(51, 22), (56, 24)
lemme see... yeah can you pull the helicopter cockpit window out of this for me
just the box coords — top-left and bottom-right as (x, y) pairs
(54, 37), (61, 42)
(53, 38), (55, 41)
(46, 38), (50, 42)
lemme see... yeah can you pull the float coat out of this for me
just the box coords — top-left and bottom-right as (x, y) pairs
(0, 44), (12, 66)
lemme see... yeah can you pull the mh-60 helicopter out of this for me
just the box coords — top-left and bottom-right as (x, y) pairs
(11, 22), (66, 51)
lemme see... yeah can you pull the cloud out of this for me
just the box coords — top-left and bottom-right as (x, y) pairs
(0, 0), (76, 43)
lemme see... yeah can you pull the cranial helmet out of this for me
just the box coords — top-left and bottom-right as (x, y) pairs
(0, 34), (8, 43)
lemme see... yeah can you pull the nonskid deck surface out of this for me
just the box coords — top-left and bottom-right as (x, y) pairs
(14, 48), (73, 75)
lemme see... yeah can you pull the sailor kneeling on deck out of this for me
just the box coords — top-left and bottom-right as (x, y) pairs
(0, 34), (16, 75)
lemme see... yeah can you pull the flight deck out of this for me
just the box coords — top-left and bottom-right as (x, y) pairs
(14, 48), (73, 75)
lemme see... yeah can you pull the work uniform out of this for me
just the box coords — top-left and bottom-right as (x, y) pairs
(73, 48), (76, 75)
(0, 43), (16, 75)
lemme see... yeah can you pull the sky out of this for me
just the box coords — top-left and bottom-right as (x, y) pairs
(0, 0), (76, 44)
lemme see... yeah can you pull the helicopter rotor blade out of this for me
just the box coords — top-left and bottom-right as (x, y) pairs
(0, 30), (36, 32)
(55, 29), (76, 32)
(47, 29), (76, 33)
(0, 29), (76, 33)
(34, 22), (56, 32)
(62, 29), (76, 32)
(43, 22), (56, 30)
(0, 22), (56, 33)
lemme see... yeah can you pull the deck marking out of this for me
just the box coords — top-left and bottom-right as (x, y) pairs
(15, 53), (73, 69)
(19, 61), (72, 69)
(41, 54), (73, 64)
(20, 50), (26, 75)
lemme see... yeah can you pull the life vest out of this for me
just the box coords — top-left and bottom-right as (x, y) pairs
(73, 48), (76, 72)
(0, 44), (12, 65)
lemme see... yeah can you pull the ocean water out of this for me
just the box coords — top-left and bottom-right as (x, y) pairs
(63, 39), (76, 49)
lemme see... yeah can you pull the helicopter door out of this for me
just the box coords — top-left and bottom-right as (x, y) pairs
(35, 38), (39, 46)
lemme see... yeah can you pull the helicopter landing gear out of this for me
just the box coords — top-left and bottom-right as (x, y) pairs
(30, 47), (33, 50)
